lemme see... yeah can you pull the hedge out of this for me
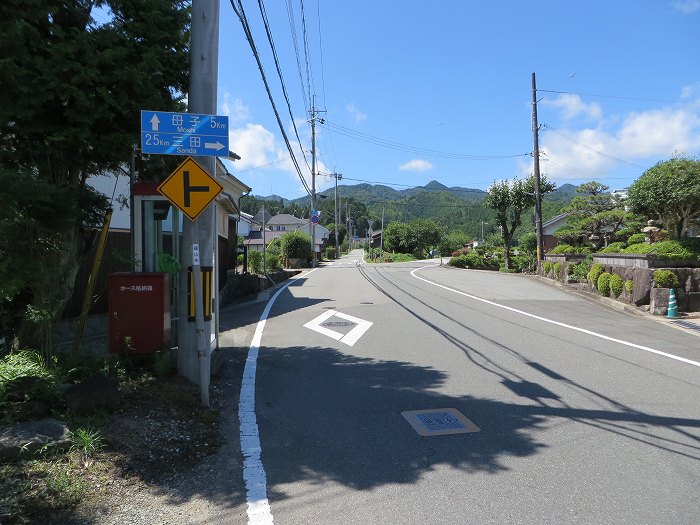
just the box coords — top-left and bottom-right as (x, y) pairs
(609, 273), (623, 298)
(597, 272), (612, 297)
(652, 269), (680, 289)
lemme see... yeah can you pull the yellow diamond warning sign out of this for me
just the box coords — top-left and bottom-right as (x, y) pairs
(157, 157), (223, 221)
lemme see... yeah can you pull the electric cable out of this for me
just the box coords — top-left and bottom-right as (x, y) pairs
(323, 120), (529, 160)
(284, 0), (309, 111)
(256, 0), (313, 175)
(229, 0), (312, 196)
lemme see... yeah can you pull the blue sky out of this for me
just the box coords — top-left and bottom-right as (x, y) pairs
(217, 0), (700, 200)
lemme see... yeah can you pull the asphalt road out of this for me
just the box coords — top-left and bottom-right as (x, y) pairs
(241, 250), (700, 525)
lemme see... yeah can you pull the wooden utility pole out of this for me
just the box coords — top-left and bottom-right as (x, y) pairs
(532, 72), (544, 263)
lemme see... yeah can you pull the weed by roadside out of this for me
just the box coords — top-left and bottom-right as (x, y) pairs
(0, 350), (223, 524)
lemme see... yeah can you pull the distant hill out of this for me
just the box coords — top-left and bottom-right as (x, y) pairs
(290, 179), (488, 206)
(242, 179), (579, 241)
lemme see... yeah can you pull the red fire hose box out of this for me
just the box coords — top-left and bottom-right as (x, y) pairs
(108, 273), (171, 353)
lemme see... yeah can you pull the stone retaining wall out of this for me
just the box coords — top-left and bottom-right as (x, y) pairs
(539, 258), (700, 313)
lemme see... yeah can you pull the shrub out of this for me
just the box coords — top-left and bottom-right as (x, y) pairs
(627, 233), (646, 244)
(548, 244), (592, 255)
(325, 246), (336, 259)
(248, 250), (263, 274)
(625, 278), (634, 294)
(609, 273), (623, 298)
(597, 272), (612, 297)
(600, 242), (626, 253)
(280, 230), (312, 259)
(508, 254), (532, 273)
(652, 269), (680, 289)
(449, 252), (497, 270)
(548, 244), (576, 255)
(588, 263), (605, 288)
(623, 240), (696, 260)
(542, 261), (553, 275)
(567, 261), (586, 281)
(553, 262), (563, 279)
(266, 253), (281, 270)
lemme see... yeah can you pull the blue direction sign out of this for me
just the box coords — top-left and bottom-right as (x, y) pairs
(140, 110), (229, 156)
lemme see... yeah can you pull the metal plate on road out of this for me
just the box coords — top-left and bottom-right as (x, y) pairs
(141, 110), (229, 156)
(402, 408), (481, 436)
(670, 320), (700, 333)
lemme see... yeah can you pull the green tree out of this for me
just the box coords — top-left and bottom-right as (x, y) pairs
(280, 230), (312, 260)
(627, 157), (700, 238)
(483, 175), (556, 269)
(0, 1), (190, 347)
(383, 219), (442, 258)
(555, 182), (639, 250)
(438, 230), (471, 256)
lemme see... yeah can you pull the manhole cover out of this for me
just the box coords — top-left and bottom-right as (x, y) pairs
(670, 320), (700, 333)
(401, 408), (480, 436)
(321, 321), (355, 328)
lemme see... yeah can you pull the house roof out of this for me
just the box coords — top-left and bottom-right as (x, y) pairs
(252, 209), (273, 225)
(542, 213), (568, 229)
(267, 214), (306, 225)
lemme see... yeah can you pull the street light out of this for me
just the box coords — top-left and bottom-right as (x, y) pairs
(481, 221), (488, 243)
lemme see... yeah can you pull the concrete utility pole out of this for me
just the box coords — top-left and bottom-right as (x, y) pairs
(178, 0), (220, 407)
(532, 72), (544, 263)
(310, 100), (317, 266)
(333, 173), (342, 257)
(380, 207), (385, 258)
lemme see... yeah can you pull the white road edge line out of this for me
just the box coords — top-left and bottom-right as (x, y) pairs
(239, 269), (318, 525)
(410, 265), (700, 368)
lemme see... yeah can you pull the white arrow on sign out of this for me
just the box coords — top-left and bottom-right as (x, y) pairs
(205, 141), (225, 151)
(150, 114), (160, 131)
(303, 310), (373, 347)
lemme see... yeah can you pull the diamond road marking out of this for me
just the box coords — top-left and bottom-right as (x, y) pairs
(304, 310), (373, 346)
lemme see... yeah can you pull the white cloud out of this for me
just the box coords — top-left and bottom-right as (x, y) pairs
(535, 105), (700, 181)
(399, 159), (434, 172)
(542, 94), (603, 121)
(346, 103), (367, 123)
(681, 83), (700, 99)
(617, 108), (700, 157)
(229, 124), (276, 169)
(220, 92), (251, 124)
(673, 0), (700, 14)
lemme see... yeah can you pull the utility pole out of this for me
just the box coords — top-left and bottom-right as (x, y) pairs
(308, 98), (326, 266)
(380, 208), (385, 258)
(178, 0), (219, 406)
(333, 173), (342, 257)
(262, 202), (267, 276)
(310, 99), (317, 267)
(532, 72), (544, 263)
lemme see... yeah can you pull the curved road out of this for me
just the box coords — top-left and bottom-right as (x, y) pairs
(240, 250), (700, 524)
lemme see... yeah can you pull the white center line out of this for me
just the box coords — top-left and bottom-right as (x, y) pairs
(411, 265), (700, 368)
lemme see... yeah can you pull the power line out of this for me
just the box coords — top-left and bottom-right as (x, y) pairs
(256, 0), (312, 174)
(542, 124), (648, 169)
(229, 0), (311, 196)
(537, 89), (689, 105)
(323, 120), (529, 160)
(300, 0), (315, 100)
(284, 0), (309, 111)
